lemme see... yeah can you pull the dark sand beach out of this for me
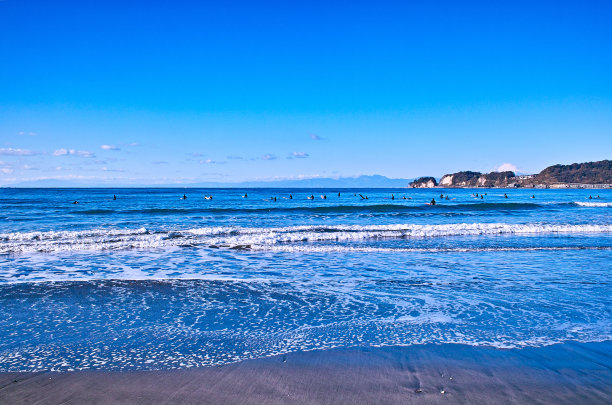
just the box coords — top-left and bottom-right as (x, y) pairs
(1, 341), (610, 404)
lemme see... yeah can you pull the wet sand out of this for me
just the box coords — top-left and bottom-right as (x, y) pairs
(1, 341), (611, 404)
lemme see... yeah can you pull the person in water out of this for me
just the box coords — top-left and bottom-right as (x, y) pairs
(481, 195), (483, 199)
(113, 195), (116, 200)
(391, 194), (394, 200)
(243, 193), (248, 198)
(589, 195), (592, 199)
(338, 192), (341, 197)
(289, 194), (293, 199)
(430, 198), (436, 205)
(504, 193), (508, 198)
(182, 194), (187, 200)
(72, 201), (79, 204)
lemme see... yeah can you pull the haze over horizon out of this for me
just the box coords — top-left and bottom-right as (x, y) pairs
(1, 1), (611, 186)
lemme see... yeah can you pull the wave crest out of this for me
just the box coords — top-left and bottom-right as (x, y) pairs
(1, 223), (612, 254)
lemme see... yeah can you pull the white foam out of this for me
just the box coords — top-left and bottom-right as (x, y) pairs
(1, 223), (612, 254)
(573, 201), (612, 207)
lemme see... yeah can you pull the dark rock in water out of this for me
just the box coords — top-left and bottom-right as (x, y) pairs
(229, 244), (252, 250)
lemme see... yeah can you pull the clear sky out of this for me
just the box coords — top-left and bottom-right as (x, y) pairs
(1, 0), (611, 185)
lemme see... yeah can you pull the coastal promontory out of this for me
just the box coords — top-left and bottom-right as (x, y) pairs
(410, 160), (611, 188)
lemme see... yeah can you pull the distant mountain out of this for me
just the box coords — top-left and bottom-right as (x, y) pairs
(3, 175), (413, 188)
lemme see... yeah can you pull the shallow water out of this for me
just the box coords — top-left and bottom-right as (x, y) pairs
(0, 188), (610, 371)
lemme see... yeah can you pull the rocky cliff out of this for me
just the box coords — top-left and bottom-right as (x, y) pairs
(439, 171), (516, 188)
(409, 177), (438, 188)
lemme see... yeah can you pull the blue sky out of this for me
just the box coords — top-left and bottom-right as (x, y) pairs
(1, 0), (611, 185)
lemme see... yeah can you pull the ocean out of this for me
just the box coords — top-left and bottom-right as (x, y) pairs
(0, 188), (611, 371)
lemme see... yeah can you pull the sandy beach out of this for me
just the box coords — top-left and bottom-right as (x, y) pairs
(1, 340), (610, 404)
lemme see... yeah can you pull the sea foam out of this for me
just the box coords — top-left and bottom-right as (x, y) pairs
(2, 222), (612, 254)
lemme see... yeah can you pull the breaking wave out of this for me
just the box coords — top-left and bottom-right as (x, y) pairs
(2, 223), (612, 254)
(572, 201), (612, 207)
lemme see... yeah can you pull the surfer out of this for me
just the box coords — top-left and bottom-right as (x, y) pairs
(589, 195), (592, 199)
(308, 195), (314, 200)
(72, 201), (79, 205)
(391, 194), (394, 200)
(481, 195), (483, 199)
(338, 192), (341, 197)
(430, 198), (436, 205)
(440, 194), (443, 199)
(504, 193), (508, 198)
(182, 194), (187, 200)
(289, 194), (293, 199)
(321, 195), (327, 199)
(113, 195), (116, 200)
(243, 193), (248, 198)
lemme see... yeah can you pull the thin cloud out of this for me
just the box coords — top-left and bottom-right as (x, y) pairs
(152, 160), (169, 165)
(261, 154), (277, 160)
(309, 134), (324, 141)
(0, 148), (38, 156)
(199, 159), (226, 165)
(226, 155), (244, 160)
(53, 148), (95, 158)
(18, 131), (37, 136)
(1, 168), (13, 174)
(100, 144), (120, 151)
(291, 152), (309, 159)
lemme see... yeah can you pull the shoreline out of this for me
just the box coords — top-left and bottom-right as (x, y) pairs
(2, 341), (611, 404)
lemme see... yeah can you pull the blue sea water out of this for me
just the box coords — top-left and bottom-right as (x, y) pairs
(0, 188), (611, 371)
